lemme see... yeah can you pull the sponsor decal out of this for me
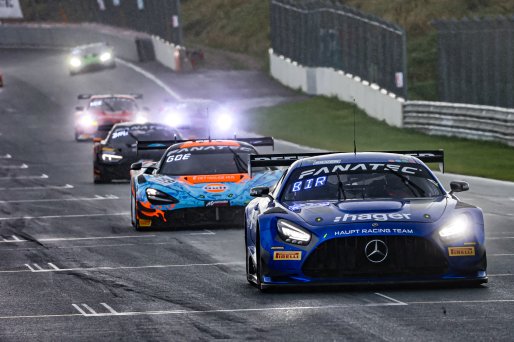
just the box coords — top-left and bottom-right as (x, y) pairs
(138, 219), (152, 227)
(166, 153), (191, 163)
(273, 251), (302, 261)
(313, 160), (341, 165)
(152, 177), (176, 185)
(334, 213), (411, 223)
(205, 200), (230, 207)
(334, 228), (414, 236)
(271, 246), (284, 250)
(448, 247), (475, 256)
(288, 202), (331, 211)
(203, 183), (228, 193)
(298, 163), (423, 180)
(112, 130), (129, 139)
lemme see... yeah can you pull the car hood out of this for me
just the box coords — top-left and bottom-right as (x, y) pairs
(287, 197), (448, 226)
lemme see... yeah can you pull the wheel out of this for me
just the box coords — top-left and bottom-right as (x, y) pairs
(131, 196), (143, 231)
(245, 219), (255, 286)
(254, 225), (266, 291)
(93, 172), (111, 184)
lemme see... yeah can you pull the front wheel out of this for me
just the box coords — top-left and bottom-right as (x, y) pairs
(131, 196), (143, 231)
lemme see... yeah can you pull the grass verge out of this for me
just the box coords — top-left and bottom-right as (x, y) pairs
(242, 97), (514, 182)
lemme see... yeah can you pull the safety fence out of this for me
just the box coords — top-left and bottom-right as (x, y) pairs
(403, 101), (514, 146)
(17, 0), (182, 45)
(433, 17), (514, 108)
(270, 0), (407, 98)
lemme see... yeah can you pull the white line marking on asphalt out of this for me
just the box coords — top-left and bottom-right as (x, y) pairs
(0, 154), (12, 159)
(0, 212), (129, 221)
(0, 184), (73, 191)
(489, 273), (514, 277)
(115, 58), (182, 100)
(490, 254), (514, 256)
(47, 263), (60, 270)
(0, 235), (25, 243)
(81, 304), (98, 316)
(101, 303), (119, 315)
(374, 292), (408, 305)
(0, 234), (154, 244)
(0, 262), (244, 274)
(488, 236), (514, 240)
(0, 194), (119, 204)
(0, 163), (28, 169)
(72, 304), (89, 316)
(188, 229), (216, 235)
(0, 174), (48, 180)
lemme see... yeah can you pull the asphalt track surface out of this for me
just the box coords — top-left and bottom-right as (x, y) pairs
(0, 49), (514, 341)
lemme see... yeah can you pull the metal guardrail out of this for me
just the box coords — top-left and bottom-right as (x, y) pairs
(403, 101), (514, 147)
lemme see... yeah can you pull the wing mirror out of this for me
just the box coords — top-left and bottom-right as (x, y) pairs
(450, 181), (469, 194)
(130, 162), (143, 171)
(75, 106), (84, 111)
(250, 186), (270, 198)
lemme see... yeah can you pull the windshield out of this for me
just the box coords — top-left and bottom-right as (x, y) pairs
(107, 125), (177, 146)
(159, 145), (255, 176)
(89, 98), (137, 112)
(281, 162), (443, 202)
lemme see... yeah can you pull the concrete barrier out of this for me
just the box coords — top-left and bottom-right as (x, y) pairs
(269, 50), (404, 127)
(151, 35), (181, 71)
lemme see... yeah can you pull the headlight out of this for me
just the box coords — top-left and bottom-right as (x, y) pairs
(101, 153), (123, 162)
(69, 57), (82, 68)
(135, 112), (147, 124)
(277, 219), (311, 245)
(146, 188), (178, 204)
(78, 114), (98, 127)
(214, 113), (233, 131)
(438, 214), (472, 241)
(165, 111), (184, 127)
(100, 52), (112, 62)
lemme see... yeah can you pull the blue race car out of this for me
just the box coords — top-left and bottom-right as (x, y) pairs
(130, 137), (282, 230)
(245, 151), (487, 290)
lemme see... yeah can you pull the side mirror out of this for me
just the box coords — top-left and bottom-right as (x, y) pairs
(130, 162), (143, 171)
(450, 181), (469, 194)
(75, 106), (84, 111)
(93, 137), (102, 143)
(250, 186), (270, 198)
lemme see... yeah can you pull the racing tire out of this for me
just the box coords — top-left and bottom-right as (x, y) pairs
(245, 220), (255, 286)
(254, 225), (269, 292)
(93, 172), (112, 184)
(131, 196), (143, 231)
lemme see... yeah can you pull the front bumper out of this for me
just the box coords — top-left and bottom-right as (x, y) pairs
(137, 205), (245, 229)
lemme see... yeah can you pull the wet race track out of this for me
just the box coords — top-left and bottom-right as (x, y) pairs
(0, 49), (514, 341)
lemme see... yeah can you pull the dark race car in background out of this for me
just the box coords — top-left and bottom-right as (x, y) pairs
(245, 151), (487, 291)
(130, 137), (281, 230)
(159, 98), (236, 138)
(74, 94), (148, 141)
(68, 42), (116, 75)
(93, 122), (181, 183)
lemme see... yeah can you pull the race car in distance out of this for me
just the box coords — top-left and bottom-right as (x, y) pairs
(68, 42), (115, 75)
(160, 99), (235, 138)
(93, 122), (182, 183)
(245, 151), (487, 290)
(74, 94), (147, 141)
(130, 137), (281, 230)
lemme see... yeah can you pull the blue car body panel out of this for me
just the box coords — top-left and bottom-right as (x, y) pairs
(245, 152), (487, 288)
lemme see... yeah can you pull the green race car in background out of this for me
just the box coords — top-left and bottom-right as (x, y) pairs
(68, 42), (116, 75)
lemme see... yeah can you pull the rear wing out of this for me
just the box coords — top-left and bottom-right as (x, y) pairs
(77, 93), (143, 100)
(248, 150), (444, 177)
(136, 136), (275, 152)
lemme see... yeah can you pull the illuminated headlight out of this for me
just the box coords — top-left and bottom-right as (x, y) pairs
(214, 113), (233, 131)
(78, 114), (97, 127)
(69, 57), (82, 68)
(100, 52), (112, 62)
(146, 188), (178, 204)
(438, 214), (472, 241)
(277, 219), (311, 245)
(165, 112), (184, 127)
(101, 153), (123, 162)
(135, 112), (148, 124)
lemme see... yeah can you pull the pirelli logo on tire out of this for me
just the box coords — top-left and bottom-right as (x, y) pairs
(273, 251), (302, 261)
(448, 246), (475, 256)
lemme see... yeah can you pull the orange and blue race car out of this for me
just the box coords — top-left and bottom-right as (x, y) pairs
(74, 94), (148, 141)
(130, 137), (282, 230)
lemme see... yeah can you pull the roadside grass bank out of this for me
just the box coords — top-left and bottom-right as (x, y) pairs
(242, 97), (514, 182)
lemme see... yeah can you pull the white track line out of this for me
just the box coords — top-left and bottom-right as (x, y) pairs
(0, 184), (72, 191)
(115, 58), (182, 100)
(100, 303), (119, 315)
(0, 261), (244, 274)
(0, 234), (155, 244)
(0, 194), (119, 204)
(488, 237), (514, 240)
(0, 174), (48, 180)
(0, 163), (28, 169)
(0, 212), (129, 221)
(374, 292), (408, 305)
(188, 229), (216, 236)
(81, 304), (97, 316)
(71, 304), (88, 316)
